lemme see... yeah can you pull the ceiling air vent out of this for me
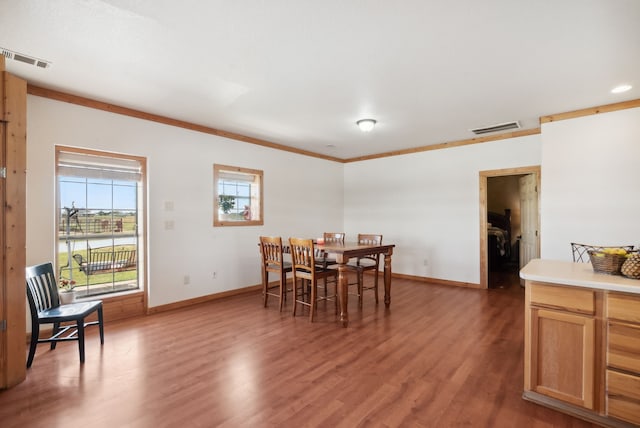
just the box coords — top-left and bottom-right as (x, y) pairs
(1, 47), (51, 69)
(470, 120), (520, 135)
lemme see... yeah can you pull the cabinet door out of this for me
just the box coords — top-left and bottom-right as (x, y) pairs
(529, 308), (595, 409)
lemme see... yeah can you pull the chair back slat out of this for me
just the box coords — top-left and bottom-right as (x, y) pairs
(323, 232), (345, 244)
(259, 236), (286, 270)
(289, 237), (317, 279)
(358, 234), (383, 262)
(26, 262), (60, 314)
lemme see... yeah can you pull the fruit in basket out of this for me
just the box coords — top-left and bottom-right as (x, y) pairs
(602, 248), (627, 256)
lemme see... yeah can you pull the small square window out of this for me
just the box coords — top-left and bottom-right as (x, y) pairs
(213, 164), (263, 227)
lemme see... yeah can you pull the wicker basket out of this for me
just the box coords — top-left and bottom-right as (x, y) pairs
(588, 250), (627, 275)
(621, 252), (640, 279)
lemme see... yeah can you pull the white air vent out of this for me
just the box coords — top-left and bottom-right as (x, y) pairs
(1, 47), (51, 69)
(470, 121), (520, 135)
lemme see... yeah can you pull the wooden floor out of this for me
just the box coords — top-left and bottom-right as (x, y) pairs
(0, 275), (599, 428)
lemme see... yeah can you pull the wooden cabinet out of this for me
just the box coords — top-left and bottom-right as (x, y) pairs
(606, 293), (640, 425)
(521, 260), (640, 427)
(525, 282), (597, 409)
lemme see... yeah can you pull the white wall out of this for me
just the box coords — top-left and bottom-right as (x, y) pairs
(26, 96), (344, 308)
(27, 95), (639, 297)
(344, 135), (541, 285)
(540, 107), (640, 260)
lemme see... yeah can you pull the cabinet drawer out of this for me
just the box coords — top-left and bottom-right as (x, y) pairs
(607, 292), (640, 324)
(530, 282), (595, 315)
(606, 370), (640, 425)
(608, 321), (640, 373)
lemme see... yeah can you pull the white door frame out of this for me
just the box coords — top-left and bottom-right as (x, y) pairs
(479, 165), (541, 289)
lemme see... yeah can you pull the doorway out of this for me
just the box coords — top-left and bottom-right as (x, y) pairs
(479, 166), (540, 289)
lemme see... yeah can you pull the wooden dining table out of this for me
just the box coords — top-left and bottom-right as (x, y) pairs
(316, 241), (395, 327)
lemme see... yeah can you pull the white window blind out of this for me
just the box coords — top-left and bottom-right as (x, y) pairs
(58, 151), (142, 182)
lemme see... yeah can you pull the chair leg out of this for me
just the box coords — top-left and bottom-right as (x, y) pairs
(51, 322), (60, 350)
(77, 319), (86, 364)
(263, 270), (269, 308)
(98, 306), (105, 345)
(373, 268), (379, 304)
(27, 323), (39, 368)
(358, 269), (364, 308)
(278, 271), (285, 312)
(334, 275), (339, 315)
(309, 281), (317, 322)
(292, 278), (298, 317)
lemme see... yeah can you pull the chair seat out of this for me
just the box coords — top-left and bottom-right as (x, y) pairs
(37, 300), (103, 323)
(315, 257), (336, 264)
(266, 260), (292, 271)
(347, 259), (378, 269)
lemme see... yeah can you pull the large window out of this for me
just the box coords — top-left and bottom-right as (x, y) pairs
(56, 147), (145, 297)
(213, 164), (263, 226)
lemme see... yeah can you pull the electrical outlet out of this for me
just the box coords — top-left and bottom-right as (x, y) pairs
(183, 275), (190, 285)
(212, 272), (217, 279)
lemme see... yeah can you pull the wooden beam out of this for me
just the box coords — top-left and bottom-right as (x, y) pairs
(26, 85), (345, 163)
(540, 99), (640, 124)
(0, 67), (27, 389)
(345, 128), (541, 163)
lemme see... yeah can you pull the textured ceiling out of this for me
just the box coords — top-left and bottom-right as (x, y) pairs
(1, 0), (639, 160)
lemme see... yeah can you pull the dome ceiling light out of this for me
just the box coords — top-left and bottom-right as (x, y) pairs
(356, 119), (376, 132)
(611, 84), (632, 94)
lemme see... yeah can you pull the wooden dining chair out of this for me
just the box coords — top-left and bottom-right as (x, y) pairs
(25, 262), (104, 368)
(316, 232), (345, 296)
(347, 234), (383, 306)
(259, 236), (292, 311)
(289, 237), (338, 322)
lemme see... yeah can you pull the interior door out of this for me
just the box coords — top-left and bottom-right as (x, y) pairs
(519, 174), (539, 273)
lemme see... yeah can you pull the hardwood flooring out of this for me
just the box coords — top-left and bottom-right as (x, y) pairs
(0, 276), (599, 427)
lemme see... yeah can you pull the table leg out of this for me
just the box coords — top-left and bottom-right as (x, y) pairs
(338, 262), (349, 327)
(384, 252), (392, 307)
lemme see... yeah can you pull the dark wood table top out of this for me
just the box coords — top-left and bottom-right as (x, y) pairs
(316, 241), (394, 257)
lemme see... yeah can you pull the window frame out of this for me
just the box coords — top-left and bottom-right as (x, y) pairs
(55, 145), (146, 298)
(213, 164), (263, 227)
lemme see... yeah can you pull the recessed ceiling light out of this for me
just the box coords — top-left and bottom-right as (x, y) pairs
(356, 119), (376, 132)
(611, 84), (632, 94)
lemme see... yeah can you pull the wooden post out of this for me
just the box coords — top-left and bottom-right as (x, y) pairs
(0, 55), (28, 389)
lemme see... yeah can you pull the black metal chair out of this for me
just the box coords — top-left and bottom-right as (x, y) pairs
(570, 242), (635, 263)
(25, 262), (104, 368)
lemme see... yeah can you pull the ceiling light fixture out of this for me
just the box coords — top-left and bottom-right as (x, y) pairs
(357, 119), (376, 132)
(611, 84), (632, 94)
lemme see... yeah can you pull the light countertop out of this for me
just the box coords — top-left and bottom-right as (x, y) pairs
(520, 258), (640, 295)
